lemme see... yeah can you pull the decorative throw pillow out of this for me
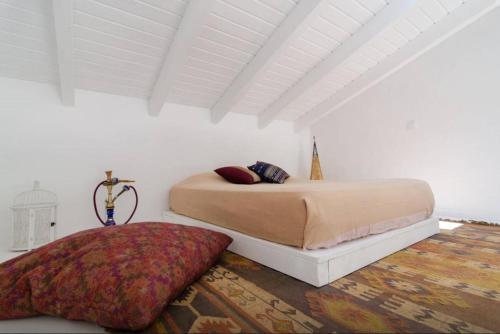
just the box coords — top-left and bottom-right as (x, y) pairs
(0, 223), (232, 330)
(214, 166), (261, 184)
(248, 161), (290, 184)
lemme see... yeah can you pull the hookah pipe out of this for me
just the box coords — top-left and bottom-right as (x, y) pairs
(93, 170), (138, 226)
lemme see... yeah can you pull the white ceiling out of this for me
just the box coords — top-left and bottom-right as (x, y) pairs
(1, 0), (498, 129)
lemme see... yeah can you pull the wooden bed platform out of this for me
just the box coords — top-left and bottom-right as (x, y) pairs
(162, 211), (440, 287)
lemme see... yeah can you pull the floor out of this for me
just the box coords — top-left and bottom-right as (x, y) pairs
(0, 316), (105, 334)
(145, 222), (500, 333)
(1, 222), (499, 333)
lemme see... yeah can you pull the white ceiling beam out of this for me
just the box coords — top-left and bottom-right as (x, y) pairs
(295, 0), (500, 132)
(52, 0), (75, 106)
(149, 0), (215, 116)
(211, 0), (325, 123)
(258, 0), (416, 129)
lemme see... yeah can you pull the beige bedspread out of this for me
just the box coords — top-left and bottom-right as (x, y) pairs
(169, 173), (435, 249)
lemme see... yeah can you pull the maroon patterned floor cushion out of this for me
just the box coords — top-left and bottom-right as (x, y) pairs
(0, 222), (232, 330)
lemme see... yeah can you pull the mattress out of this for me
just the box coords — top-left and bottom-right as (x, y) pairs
(169, 173), (435, 249)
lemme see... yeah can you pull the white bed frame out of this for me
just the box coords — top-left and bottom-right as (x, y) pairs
(162, 211), (440, 287)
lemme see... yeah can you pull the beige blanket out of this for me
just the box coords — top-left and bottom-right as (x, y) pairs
(170, 173), (435, 249)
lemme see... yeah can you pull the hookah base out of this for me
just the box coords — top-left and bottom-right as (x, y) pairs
(105, 208), (116, 226)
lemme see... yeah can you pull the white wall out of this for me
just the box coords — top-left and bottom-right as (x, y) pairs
(0, 78), (303, 246)
(311, 8), (500, 223)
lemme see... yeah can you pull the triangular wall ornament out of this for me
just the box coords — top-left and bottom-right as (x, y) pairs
(310, 136), (324, 180)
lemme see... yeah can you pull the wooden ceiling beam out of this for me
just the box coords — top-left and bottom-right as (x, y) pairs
(211, 0), (325, 123)
(52, 0), (75, 106)
(258, 0), (416, 128)
(294, 0), (500, 132)
(149, 0), (215, 116)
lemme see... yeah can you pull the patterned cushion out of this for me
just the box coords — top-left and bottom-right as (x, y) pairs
(0, 223), (232, 330)
(248, 161), (290, 184)
(215, 166), (261, 184)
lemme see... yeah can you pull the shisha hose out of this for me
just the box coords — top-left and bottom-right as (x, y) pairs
(93, 179), (138, 226)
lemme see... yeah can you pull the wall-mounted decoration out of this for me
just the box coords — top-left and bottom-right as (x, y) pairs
(11, 181), (57, 251)
(310, 137), (324, 180)
(93, 170), (138, 226)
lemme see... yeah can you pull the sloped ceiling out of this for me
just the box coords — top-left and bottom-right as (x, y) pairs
(0, 0), (498, 129)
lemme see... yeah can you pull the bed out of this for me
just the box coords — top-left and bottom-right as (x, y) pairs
(166, 172), (439, 286)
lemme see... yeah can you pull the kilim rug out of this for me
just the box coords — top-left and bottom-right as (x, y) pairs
(145, 223), (500, 333)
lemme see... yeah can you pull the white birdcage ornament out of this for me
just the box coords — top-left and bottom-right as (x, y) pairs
(11, 181), (57, 251)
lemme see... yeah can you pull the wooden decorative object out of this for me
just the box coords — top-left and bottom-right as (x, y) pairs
(310, 136), (324, 180)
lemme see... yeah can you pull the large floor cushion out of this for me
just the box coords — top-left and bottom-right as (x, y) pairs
(0, 222), (232, 330)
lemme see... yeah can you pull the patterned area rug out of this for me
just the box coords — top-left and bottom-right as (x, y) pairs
(145, 224), (500, 333)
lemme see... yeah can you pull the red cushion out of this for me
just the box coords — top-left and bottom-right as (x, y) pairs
(0, 223), (231, 330)
(214, 166), (261, 184)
